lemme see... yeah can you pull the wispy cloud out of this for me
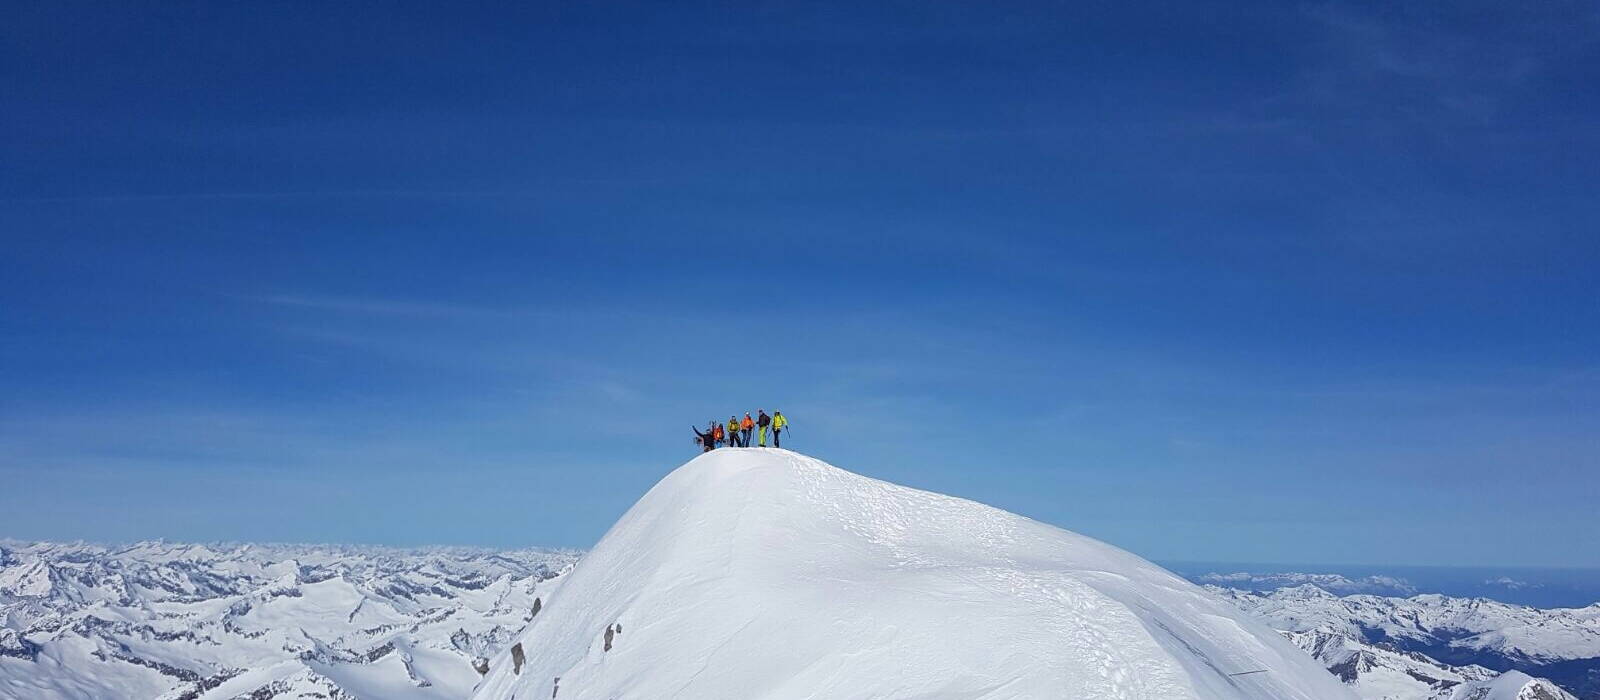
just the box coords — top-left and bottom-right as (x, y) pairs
(0, 189), (532, 204)
(250, 293), (528, 320)
(1293, 2), (1596, 126)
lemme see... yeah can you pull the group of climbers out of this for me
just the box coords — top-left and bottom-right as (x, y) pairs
(692, 409), (788, 452)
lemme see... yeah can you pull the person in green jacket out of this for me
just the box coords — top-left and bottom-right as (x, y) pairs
(727, 416), (743, 447)
(772, 410), (788, 448)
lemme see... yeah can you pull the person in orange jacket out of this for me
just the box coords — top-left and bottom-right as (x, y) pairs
(711, 420), (725, 448)
(740, 413), (755, 448)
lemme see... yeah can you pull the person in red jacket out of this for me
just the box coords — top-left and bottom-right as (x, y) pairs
(712, 421), (725, 447)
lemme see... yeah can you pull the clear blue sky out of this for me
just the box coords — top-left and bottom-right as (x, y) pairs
(3, 1), (1596, 567)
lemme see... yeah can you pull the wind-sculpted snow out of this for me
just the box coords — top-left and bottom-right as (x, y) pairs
(473, 449), (1355, 700)
(0, 540), (577, 699)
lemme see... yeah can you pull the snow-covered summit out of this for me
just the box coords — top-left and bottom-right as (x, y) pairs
(472, 449), (1355, 700)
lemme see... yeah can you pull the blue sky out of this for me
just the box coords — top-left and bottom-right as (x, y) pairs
(2, 1), (1596, 567)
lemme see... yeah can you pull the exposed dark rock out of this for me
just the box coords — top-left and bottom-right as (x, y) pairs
(167, 668), (246, 700)
(444, 576), (490, 590)
(363, 641), (396, 663)
(98, 649), (203, 681)
(0, 629), (38, 661)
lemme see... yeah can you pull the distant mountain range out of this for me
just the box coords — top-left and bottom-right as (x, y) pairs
(1284, 627), (1571, 700)
(1171, 562), (1600, 609)
(1195, 571), (1419, 596)
(1207, 582), (1600, 699)
(0, 540), (576, 699)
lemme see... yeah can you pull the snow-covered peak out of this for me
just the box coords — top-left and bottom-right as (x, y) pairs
(1276, 583), (1344, 599)
(472, 449), (1355, 700)
(1441, 670), (1577, 700)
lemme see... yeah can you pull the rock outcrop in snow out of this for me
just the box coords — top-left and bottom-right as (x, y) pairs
(471, 449), (1356, 700)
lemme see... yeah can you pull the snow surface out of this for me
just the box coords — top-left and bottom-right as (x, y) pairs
(472, 448), (1355, 700)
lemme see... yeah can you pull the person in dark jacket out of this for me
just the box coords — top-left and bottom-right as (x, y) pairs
(692, 424), (714, 452)
(756, 409), (771, 447)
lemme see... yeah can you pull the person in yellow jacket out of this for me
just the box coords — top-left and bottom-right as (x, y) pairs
(771, 410), (788, 448)
(727, 416), (742, 447)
